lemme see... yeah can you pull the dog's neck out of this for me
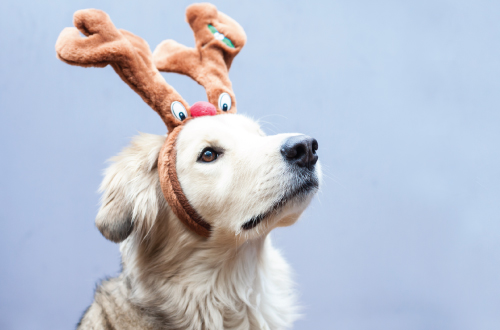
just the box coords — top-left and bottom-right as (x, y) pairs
(119, 210), (297, 330)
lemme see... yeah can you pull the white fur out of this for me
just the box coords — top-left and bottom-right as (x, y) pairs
(96, 114), (321, 329)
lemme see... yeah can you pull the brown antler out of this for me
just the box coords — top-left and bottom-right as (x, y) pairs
(55, 9), (190, 132)
(153, 3), (246, 114)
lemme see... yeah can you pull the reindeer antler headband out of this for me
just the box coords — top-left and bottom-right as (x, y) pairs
(56, 3), (246, 237)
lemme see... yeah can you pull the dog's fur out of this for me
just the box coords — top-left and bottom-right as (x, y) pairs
(78, 114), (321, 330)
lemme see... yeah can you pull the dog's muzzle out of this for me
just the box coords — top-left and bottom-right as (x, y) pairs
(241, 135), (320, 231)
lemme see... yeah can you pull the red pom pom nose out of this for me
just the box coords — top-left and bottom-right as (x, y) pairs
(190, 101), (217, 117)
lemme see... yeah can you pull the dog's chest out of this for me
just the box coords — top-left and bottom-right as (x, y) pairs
(126, 236), (298, 329)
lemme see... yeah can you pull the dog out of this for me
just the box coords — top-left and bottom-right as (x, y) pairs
(55, 5), (321, 329)
(77, 114), (320, 330)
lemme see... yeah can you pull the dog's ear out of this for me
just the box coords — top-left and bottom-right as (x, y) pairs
(95, 134), (166, 243)
(95, 193), (134, 243)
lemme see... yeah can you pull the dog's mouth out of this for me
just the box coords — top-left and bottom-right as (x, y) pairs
(241, 175), (319, 230)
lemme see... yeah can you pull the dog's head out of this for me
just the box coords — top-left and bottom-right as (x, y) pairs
(95, 114), (320, 244)
(175, 114), (320, 241)
(56, 4), (320, 244)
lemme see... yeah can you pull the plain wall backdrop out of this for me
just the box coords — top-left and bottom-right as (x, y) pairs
(1, 0), (500, 329)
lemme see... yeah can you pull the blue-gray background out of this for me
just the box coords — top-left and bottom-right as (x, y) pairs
(1, 0), (499, 329)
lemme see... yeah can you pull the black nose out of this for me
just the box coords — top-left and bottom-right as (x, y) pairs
(281, 135), (318, 169)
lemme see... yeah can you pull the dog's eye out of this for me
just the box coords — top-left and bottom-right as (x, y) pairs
(218, 93), (232, 112)
(199, 148), (218, 163)
(171, 101), (188, 121)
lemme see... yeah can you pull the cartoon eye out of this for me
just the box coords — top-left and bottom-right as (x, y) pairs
(218, 93), (232, 112)
(171, 101), (188, 121)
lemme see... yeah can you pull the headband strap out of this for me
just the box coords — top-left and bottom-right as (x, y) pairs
(158, 124), (212, 237)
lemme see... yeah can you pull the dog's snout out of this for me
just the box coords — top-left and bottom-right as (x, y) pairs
(281, 135), (318, 169)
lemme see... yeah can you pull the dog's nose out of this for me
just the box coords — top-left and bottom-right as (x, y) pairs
(281, 135), (318, 169)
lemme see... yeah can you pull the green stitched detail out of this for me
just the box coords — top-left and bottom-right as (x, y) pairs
(222, 37), (235, 48)
(207, 24), (218, 34)
(207, 24), (235, 49)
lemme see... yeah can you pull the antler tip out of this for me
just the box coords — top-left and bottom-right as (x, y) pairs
(73, 9), (112, 37)
(152, 39), (188, 69)
(186, 3), (218, 24)
(55, 27), (79, 62)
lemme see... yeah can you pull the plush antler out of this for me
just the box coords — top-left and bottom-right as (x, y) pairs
(153, 3), (246, 114)
(55, 9), (190, 132)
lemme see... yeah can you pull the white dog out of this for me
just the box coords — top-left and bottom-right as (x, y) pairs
(55, 5), (321, 329)
(77, 114), (320, 330)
